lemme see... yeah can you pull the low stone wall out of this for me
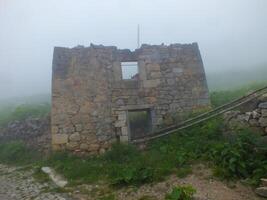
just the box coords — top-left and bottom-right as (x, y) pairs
(0, 116), (51, 153)
(224, 95), (267, 137)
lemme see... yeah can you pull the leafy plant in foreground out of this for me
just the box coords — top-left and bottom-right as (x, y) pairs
(165, 185), (196, 200)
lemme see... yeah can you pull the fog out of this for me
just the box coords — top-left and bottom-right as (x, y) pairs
(0, 0), (267, 100)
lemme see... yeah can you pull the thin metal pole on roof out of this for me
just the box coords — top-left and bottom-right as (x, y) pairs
(137, 24), (140, 49)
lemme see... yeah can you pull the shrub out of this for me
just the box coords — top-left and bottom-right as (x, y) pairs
(209, 130), (267, 184)
(165, 185), (196, 200)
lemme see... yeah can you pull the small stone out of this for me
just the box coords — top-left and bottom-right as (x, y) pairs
(255, 187), (267, 197)
(259, 102), (267, 109)
(69, 132), (80, 142)
(75, 124), (83, 132)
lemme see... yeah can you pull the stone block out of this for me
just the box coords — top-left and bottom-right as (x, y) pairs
(118, 113), (127, 121)
(146, 63), (160, 71)
(255, 187), (267, 197)
(66, 142), (79, 150)
(259, 102), (267, 109)
(252, 110), (261, 119)
(143, 79), (160, 88)
(150, 71), (161, 78)
(261, 178), (267, 187)
(115, 120), (126, 127)
(89, 144), (100, 152)
(52, 144), (62, 151)
(259, 117), (267, 127)
(121, 126), (128, 136)
(261, 109), (267, 117)
(52, 134), (68, 145)
(51, 126), (59, 134)
(62, 126), (75, 134)
(80, 143), (89, 150)
(145, 97), (157, 104)
(69, 132), (81, 142)
(173, 68), (183, 73)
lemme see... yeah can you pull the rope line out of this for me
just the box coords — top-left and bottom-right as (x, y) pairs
(131, 86), (267, 144)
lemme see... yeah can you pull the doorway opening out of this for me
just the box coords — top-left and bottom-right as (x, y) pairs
(128, 109), (152, 140)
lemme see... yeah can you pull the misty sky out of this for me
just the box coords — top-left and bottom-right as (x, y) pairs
(0, 0), (267, 99)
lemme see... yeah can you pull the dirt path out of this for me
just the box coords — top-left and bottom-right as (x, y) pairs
(72, 164), (264, 200)
(0, 164), (72, 200)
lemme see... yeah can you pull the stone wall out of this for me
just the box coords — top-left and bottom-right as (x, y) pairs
(51, 43), (210, 153)
(0, 116), (51, 153)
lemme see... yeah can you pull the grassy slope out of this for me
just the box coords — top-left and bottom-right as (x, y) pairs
(210, 81), (267, 107)
(0, 103), (50, 127)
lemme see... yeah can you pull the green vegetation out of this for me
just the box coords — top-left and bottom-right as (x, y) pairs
(0, 103), (50, 127)
(210, 131), (267, 185)
(1, 118), (266, 187)
(210, 81), (267, 107)
(165, 185), (196, 200)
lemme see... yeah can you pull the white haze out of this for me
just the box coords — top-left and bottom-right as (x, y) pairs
(0, 0), (267, 100)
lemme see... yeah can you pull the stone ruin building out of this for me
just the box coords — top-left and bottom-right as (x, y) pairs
(51, 43), (210, 153)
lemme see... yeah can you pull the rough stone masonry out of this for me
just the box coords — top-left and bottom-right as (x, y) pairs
(51, 43), (210, 153)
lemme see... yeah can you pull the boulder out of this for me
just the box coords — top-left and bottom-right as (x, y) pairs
(255, 187), (267, 197)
